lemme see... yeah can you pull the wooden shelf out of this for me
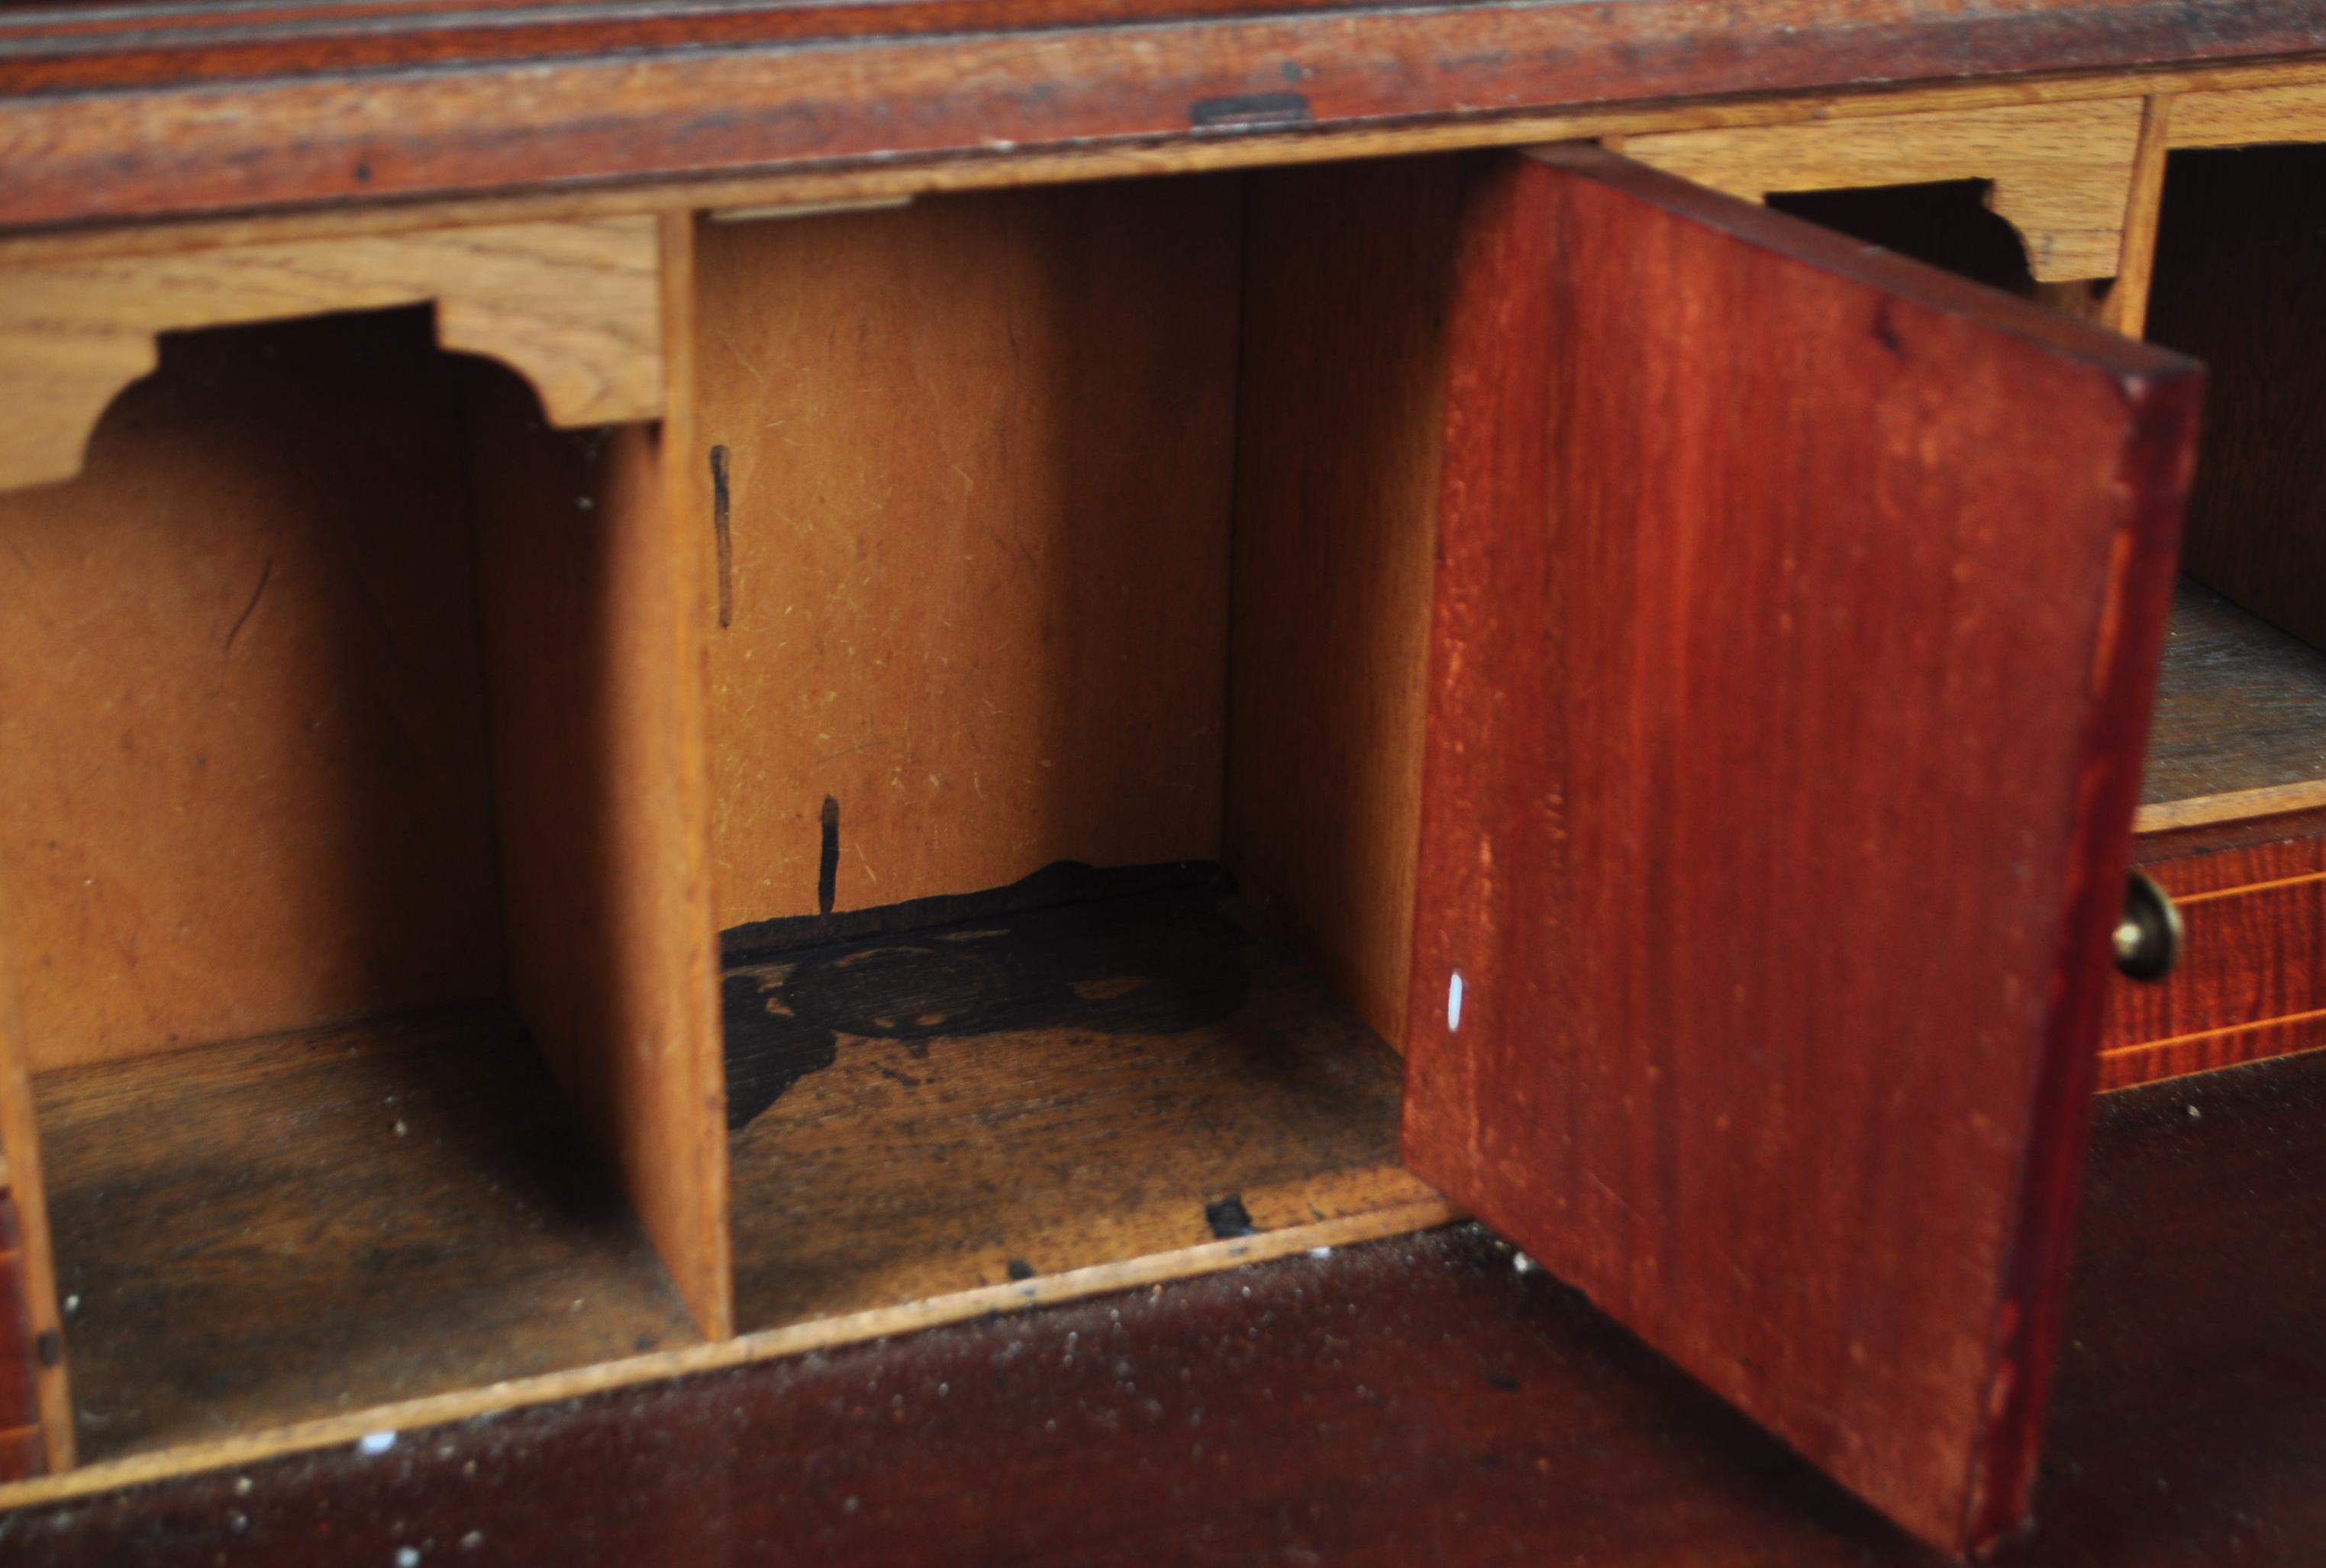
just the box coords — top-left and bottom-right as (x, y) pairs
(2138, 576), (2326, 823)
(721, 866), (1431, 1336)
(35, 1010), (698, 1463)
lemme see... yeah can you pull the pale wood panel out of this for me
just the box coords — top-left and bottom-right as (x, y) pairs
(696, 182), (1242, 929)
(1622, 98), (2145, 281)
(1223, 159), (1460, 1050)
(0, 217), (663, 492)
(466, 215), (733, 1338)
(0, 309), (508, 1070)
(2170, 78), (2326, 147)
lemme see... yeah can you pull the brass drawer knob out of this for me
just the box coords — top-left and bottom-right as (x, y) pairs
(2113, 869), (2182, 982)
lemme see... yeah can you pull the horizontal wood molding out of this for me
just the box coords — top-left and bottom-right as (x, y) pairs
(0, 217), (662, 492)
(0, 59), (2320, 268)
(1622, 99), (2144, 280)
(2170, 76), (2326, 147)
(0, 4), (2318, 235)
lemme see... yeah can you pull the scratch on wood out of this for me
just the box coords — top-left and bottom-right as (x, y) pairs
(710, 444), (734, 629)
(818, 795), (840, 915)
(222, 553), (273, 660)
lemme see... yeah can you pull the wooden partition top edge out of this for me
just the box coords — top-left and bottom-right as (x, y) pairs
(0, 1198), (1460, 1512)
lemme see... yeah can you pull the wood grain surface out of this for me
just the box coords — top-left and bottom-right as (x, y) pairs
(465, 237), (734, 1342)
(1623, 98), (2144, 281)
(33, 1008), (698, 1463)
(1401, 146), (2201, 1553)
(0, 932), (66, 1476)
(724, 869), (1434, 1334)
(0, 1), (2316, 234)
(2101, 811), (2326, 1090)
(695, 182), (1240, 931)
(0, 308), (506, 1071)
(2147, 144), (2326, 653)
(11, 1047), (2326, 1566)
(1223, 157), (1459, 1050)
(0, 216), (663, 492)
(2141, 578), (2326, 810)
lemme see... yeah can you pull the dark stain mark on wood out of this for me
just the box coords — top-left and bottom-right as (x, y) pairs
(1204, 1195), (1255, 1239)
(709, 443), (734, 630)
(1006, 1258), (1034, 1282)
(721, 858), (1219, 963)
(817, 794), (840, 916)
(1872, 298), (1906, 358)
(1189, 91), (1311, 130)
(221, 552), (273, 660)
(720, 862), (1252, 1131)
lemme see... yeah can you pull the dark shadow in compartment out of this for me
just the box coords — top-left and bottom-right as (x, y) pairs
(0, 309), (696, 1461)
(1768, 179), (2038, 298)
(2146, 144), (2326, 655)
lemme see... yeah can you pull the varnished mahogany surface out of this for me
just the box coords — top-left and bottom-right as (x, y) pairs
(1401, 145), (2198, 1551)
(0, 2), (2320, 232)
(8, 1050), (2326, 1565)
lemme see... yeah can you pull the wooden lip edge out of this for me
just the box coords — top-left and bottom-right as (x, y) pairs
(2134, 779), (2326, 836)
(0, 1193), (1463, 1515)
(1, 53), (2321, 266)
(0, 13), (2321, 240)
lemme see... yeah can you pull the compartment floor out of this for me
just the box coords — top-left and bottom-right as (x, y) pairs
(724, 877), (1430, 1334)
(37, 1008), (696, 1461)
(2143, 574), (2326, 807)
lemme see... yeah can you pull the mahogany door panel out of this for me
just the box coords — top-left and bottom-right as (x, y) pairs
(1402, 145), (2202, 1553)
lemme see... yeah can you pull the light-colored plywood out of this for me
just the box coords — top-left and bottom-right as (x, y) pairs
(1622, 98), (2145, 280)
(695, 181), (1242, 930)
(0, 922), (70, 1473)
(2170, 77), (2326, 148)
(1223, 160), (1460, 1050)
(0, 309), (508, 1071)
(0, 217), (663, 492)
(466, 215), (733, 1340)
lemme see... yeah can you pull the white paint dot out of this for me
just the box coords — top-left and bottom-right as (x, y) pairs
(395, 1548), (421, 1567)
(1447, 971), (1466, 1033)
(357, 1431), (398, 1456)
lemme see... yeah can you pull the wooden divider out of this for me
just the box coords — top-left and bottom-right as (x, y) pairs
(1221, 158), (1460, 1049)
(465, 215), (733, 1339)
(0, 926), (69, 1477)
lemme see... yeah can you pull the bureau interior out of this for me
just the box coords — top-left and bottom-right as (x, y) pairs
(693, 163), (1453, 1334)
(0, 308), (705, 1462)
(2137, 141), (2326, 818)
(1773, 153), (2326, 829)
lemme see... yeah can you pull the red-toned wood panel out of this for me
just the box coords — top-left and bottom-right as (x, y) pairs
(0, 1192), (44, 1480)
(0, 2), (2320, 232)
(1401, 146), (2200, 1553)
(2101, 817), (2326, 1091)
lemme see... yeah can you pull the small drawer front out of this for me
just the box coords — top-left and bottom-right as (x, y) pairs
(0, 1190), (45, 1479)
(2102, 832), (2326, 1090)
